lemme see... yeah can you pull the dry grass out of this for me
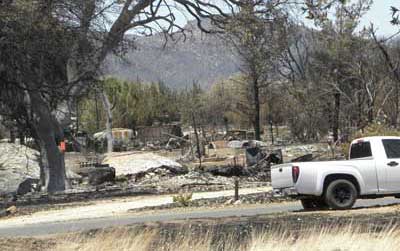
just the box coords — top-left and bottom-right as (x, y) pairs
(249, 224), (400, 251)
(53, 224), (400, 251)
(55, 228), (157, 251)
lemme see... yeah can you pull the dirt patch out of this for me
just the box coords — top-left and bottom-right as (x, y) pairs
(0, 237), (57, 251)
(0, 201), (97, 219)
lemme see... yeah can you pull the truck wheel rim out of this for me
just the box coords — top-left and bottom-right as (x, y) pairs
(333, 185), (352, 204)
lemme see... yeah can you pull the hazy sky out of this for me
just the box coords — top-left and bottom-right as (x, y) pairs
(123, 0), (399, 37)
(359, 0), (398, 36)
(298, 0), (398, 37)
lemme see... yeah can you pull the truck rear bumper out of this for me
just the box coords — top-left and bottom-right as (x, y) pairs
(273, 187), (298, 197)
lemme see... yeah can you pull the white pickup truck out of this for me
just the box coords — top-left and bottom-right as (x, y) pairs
(272, 136), (400, 210)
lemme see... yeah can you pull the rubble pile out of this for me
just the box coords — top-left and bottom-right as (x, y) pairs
(103, 152), (187, 176)
(0, 143), (40, 195)
(282, 143), (334, 161)
(137, 171), (234, 191)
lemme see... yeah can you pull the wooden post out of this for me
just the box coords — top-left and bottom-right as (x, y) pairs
(234, 178), (239, 201)
(269, 117), (274, 145)
(192, 112), (202, 169)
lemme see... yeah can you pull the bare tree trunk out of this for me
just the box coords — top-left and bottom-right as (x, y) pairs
(100, 90), (113, 153)
(356, 92), (363, 128)
(192, 112), (202, 168)
(333, 93), (340, 142)
(38, 139), (50, 189)
(367, 99), (374, 123)
(201, 126), (207, 141)
(223, 116), (229, 135)
(395, 84), (399, 128)
(29, 91), (66, 193)
(9, 129), (15, 143)
(372, 31), (400, 127)
(18, 129), (25, 145)
(268, 100), (274, 144)
(253, 78), (261, 140)
(269, 117), (274, 145)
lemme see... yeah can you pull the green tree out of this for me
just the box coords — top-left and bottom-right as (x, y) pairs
(79, 78), (181, 133)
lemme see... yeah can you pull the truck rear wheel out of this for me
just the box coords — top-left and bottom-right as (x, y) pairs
(324, 179), (357, 210)
(300, 198), (328, 211)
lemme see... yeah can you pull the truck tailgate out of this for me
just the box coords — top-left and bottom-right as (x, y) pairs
(271, 163), (294, 188)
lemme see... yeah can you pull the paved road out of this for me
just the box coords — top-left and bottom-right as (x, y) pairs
(0, 197), (399, 237)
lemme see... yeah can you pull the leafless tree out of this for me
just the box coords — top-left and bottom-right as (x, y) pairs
(222, 0), (288, 140)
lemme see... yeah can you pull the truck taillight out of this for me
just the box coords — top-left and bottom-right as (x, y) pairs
(292, 166), (300, 183)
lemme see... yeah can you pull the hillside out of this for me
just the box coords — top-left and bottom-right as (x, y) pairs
(105, 22), (240, 89)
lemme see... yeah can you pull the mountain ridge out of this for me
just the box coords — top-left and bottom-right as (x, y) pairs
(105, 22), (240, 89)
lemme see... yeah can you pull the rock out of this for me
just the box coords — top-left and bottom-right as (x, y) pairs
(17, 178), (40, 195)
(206, 165), (246, 177)
(224, 198), (234, 205)
(0, 143), (40, 195)
(88, 166), (115, 185)
(6, 205), (17, 215)
(103, 152), (187, 176)
(233, 200), (242, 205)
(77, 166), (115, 185)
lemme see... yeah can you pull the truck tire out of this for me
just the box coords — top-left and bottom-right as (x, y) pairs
(300, 198), (328, 211)
(324, 179), (357, 210)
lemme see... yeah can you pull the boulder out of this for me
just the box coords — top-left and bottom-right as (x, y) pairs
(0, 205), (17, 217)
(88, 166), (115, 186)
(17, 178), (40, 195)
(75, 165), (115, 185)
(6, 205), (17, 215)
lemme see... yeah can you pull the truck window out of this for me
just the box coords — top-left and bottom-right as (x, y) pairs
(382, 139), (400, 159)
(350, 142), (372, 159)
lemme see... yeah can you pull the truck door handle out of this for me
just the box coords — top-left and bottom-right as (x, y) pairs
(388, 161), (399, 167)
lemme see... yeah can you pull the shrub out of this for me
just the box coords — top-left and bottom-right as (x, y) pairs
(172, 192), (192, 207)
